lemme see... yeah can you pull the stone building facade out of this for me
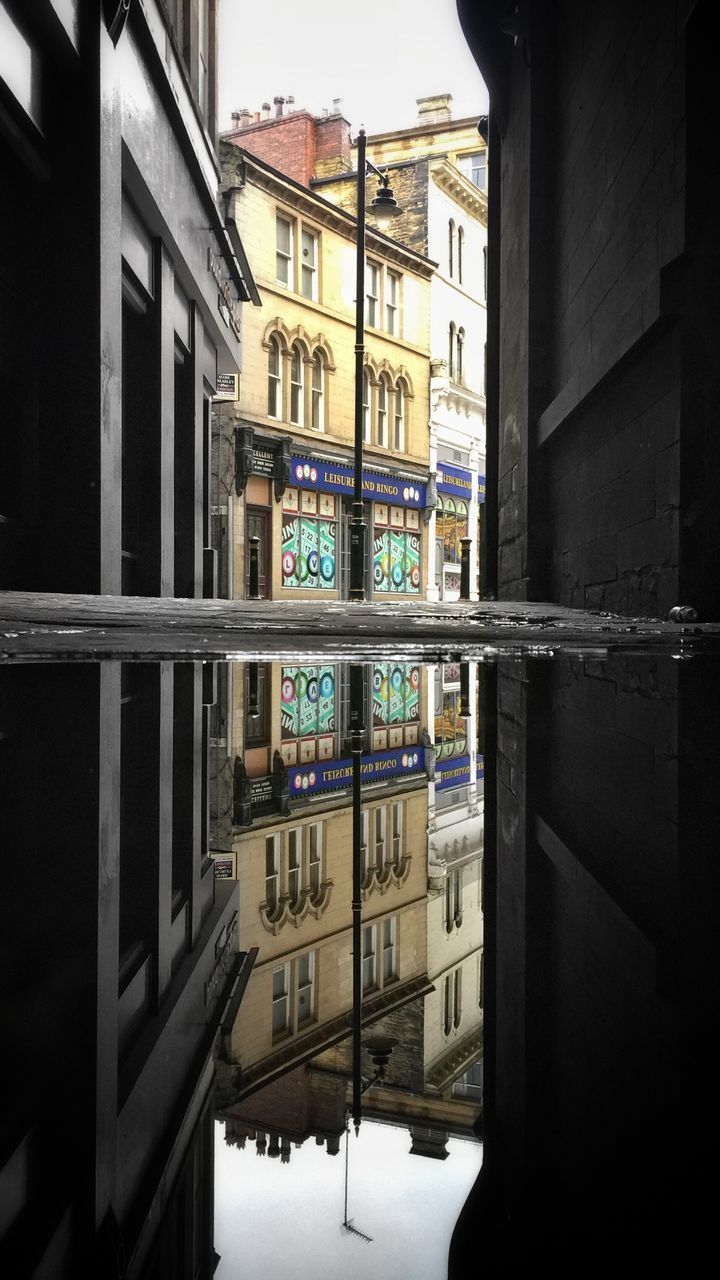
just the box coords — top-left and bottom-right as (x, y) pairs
(212, 143), (433, 603)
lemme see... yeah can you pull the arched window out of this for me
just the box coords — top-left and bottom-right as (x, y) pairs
(448, 323), (456, 380)
(377, 375), (389, 447)
(393, 379), (406, 451)
(457, 328), (464, 384)
(448, 218), (455, 277)
(362, 369), (371, 443)
(290, 343), (304, 426)
(311, 350), (324, 430)
(267, 333), (282, 418)
(457, 226), (464, 284)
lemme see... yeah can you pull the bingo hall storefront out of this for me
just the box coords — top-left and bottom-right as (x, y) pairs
(279, 455), (429, 600)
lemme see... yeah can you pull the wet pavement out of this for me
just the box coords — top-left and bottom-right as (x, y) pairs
(2, 591), (719, 661)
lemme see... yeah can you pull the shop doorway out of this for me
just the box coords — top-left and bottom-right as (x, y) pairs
(245, 507), (269, 598)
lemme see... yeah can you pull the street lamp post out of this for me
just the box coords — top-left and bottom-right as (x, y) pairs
(348, 129), (400, 601)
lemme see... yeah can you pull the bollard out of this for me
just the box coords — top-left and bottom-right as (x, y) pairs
(459, 537), (472, 600)
(248, 535), (260, 599)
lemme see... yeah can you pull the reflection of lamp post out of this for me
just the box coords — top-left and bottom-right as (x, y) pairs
(344, 1030), (400, 1242)
(349, 129), (401, 602)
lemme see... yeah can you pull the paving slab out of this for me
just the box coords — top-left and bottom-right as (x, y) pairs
(2, 591), (719, 662)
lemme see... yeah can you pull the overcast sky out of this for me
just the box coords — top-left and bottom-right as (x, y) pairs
(214, 1118), (482, 1279)
(217, 0), (488, 138)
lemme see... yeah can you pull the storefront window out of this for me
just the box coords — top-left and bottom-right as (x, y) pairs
(371, 663), (421, 750)
(280, 665), (337, 764)
(372, 505), (421, 594)
(281, 488), (336, 589)
(436, 496), (468, 564)
(434, 665), (468, 759)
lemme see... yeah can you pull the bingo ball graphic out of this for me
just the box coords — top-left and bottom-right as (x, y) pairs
(281, 675), (296, 703)
(302, 774), (309, 789)
(303, 463), (311, 478)
(295, 464), (304, 482)
(410, 668), (420, 690)
(309, 772), (316, 786)
(307, 676), (318, 703)
(412, 752), (419, 766)
(298, 555), (309, 582)
(310, 467), (317, 483)
(294, 775), (303, 790)
(297, 670), (308, 699)
(308, 549), (319, 577)
(320, 671), (335, 698)
(391, 667), (403, 692)
(373, 669), (383, 692)
(410, 566), (420, 588)
(320, 555), (334, 582)
(374, 562), (384, 586)
(282, 551), (296, 578)
(391, 562), (404, 586)
(403, 487), (410, 501)
(402, 753), (408, 767)
(414, 489), (420, 503)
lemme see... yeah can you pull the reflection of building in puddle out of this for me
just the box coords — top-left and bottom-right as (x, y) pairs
(213, 660), (483, 1158)
(213, 661), (435, 1113)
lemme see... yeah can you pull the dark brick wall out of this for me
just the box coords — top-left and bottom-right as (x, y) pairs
(486, 0), (714, 618)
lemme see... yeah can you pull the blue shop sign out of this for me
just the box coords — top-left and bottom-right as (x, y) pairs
(290, 456), (426, 509)
(436, 753), (472, 790)
(477, 756), (485, 780)
(436, 462), (486, 505)
(437, 461), (473, 500)
(289, 745), (426, 797)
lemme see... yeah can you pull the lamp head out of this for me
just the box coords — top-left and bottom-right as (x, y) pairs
(370, 174), (399, 233)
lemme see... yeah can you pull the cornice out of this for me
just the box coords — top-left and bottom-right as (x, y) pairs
(429, 158), (488, 222)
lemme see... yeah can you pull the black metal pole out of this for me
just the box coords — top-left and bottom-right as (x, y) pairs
(350, 663), (365, 1131)
(248, 535), (260, 599)
(349, 131), (367, 601)
(459, 536), (472, 600)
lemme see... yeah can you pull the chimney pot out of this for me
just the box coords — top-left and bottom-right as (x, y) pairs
(273, 95), (285, 117)
(262, 102), (271, 120)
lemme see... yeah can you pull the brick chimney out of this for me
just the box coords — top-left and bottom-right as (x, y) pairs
(273, 95), (285, 118)
(315, 112), (352, 177)
(416, 93), (453, 124)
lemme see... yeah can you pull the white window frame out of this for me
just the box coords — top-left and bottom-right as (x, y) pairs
(386, 270), (399, 335)
(301, 227), (319, 300)
(393, 382), (405, 452)
(366, 260), (380, 327)
(265, 834), (279, 912)
(296, 950), (315, 1027)
(362, 923), (377, 992)
(311, 351), (324, 430)
(290, 343), (304, 426)
(391, 801), (403, 868)
(382, 916), (397, 983)
(377, 376), (388, 447)
(276, 214), (294, 287)
(267, 333), (282, 419)
(272, 962), (290, 1038)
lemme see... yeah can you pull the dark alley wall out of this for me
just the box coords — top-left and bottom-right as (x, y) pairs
(458, 0), (720, 621)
